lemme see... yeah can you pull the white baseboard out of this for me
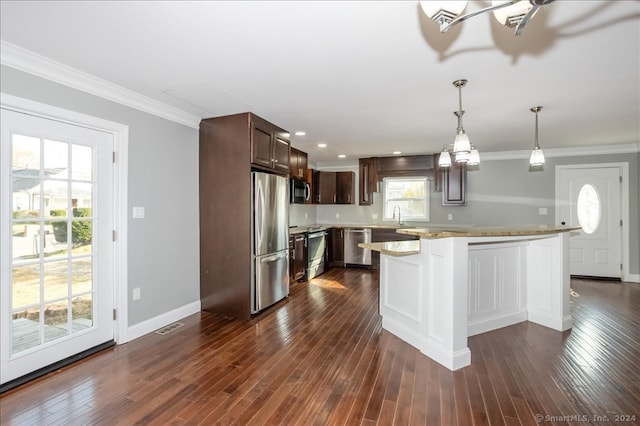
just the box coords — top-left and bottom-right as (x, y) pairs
(124, 300), (201, 343)
(625, 273), (640, 284)
(467, 311), (528, 337)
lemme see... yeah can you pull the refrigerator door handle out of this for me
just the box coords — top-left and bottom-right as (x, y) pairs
(261, 251), (287, 263)
(255, 177), (264, 250)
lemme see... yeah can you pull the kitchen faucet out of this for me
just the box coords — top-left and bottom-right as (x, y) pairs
(393, 206), (403, 225)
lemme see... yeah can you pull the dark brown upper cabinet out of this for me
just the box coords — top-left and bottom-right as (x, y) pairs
(251, 115), (290, 174)
(441, 161), (467, 206)
(336, 171), (355, 204)
(376, 155), (434, 179)
(358, 157), (378, 205)
(315, 171), (355, 204)
(290, 147), (308, 180)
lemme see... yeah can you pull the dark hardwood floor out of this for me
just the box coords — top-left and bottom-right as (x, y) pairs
(1, 268), (639, 425)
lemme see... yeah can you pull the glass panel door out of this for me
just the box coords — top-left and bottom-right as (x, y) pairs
(1, 108), (114, 385)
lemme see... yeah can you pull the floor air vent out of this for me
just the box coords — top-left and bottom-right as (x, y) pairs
(155, 322), (185, 336)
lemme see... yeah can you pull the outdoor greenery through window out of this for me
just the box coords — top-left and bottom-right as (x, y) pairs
(383, 177), (429, 222)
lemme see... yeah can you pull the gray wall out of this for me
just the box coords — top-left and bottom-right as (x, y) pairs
(1, 65), (200, 326)
(314, 153), (639, 275)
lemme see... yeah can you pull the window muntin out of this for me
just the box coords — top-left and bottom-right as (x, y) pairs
(383, 177), (429, 221)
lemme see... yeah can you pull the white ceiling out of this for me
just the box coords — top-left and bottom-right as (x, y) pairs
(1, 1), (639, 163)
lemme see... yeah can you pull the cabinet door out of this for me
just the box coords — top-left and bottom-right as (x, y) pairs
(290, 148), (308, 179)
(273, 133), (290, 173)
(442, 161), (467, 205)
(290, 148), (301, 178)
(291, 234), (306, 281)
(336, 171), (355, 204)
(251, 120), (274, 169)
(298, 151), (308, 179)
(331, 228), (344, 264)
(359, 158), (377, 205)
(317, 171), (337, 204)
(305, 169), (316, 204)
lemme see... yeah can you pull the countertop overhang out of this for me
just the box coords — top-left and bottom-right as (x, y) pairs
(358, 240), (421, 257)
(396, 225), (581, 239)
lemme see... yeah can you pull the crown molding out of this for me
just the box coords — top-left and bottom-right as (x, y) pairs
(0, 40), (201, 129)
(481, 142), (640, 161)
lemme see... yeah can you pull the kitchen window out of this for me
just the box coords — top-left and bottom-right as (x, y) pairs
(382, 177), (429, 222)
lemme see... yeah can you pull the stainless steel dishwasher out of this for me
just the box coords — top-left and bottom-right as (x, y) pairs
(344, 228), (372, 267)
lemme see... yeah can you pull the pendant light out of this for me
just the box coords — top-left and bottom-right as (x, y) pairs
(437, 78), (480, 168)
(529, 106), (545, 166)
(452, 79), (472, 163)
(468, 145), (480, 166)
(438, 146), (452, 168)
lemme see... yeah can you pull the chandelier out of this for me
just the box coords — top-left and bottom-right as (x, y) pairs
(420, 0), (555, 36)
(439, 79), (480, 168)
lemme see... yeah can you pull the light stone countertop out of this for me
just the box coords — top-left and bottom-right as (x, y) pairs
(396, 225), (581, 239)
(358, 240), (421, 257)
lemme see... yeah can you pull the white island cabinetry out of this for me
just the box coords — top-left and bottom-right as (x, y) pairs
(361, 225), (579, 371)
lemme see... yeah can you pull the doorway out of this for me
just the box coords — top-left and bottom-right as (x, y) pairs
(1, 103), (123, 386)
(556, 164), (625, 279)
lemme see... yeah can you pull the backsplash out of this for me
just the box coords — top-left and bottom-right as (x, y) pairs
(289, 203), (317, 227)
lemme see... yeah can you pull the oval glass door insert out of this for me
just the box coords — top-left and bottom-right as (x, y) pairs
(576, 183), (601, 234)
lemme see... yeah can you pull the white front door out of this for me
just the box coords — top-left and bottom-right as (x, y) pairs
(1, 108), (114, 384)
(556, 165), (622, 278)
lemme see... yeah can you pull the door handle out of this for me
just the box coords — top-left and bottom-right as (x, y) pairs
(262, 252), (286, 263)
(561, 221), (566, 225)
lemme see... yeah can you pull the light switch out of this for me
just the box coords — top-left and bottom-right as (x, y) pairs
(133, 207), (145, 219)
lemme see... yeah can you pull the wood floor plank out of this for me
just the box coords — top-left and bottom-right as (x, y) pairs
(1, 274), (638, 426)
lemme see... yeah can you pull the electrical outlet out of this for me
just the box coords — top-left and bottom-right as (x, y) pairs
(448, 214), (453, 221)
(372, 213), (379, 220)
(304, 213), (308, 219)
(336, 213), (340, 219)
(539, 207), (548, 216)
(133, 288), (141, 301)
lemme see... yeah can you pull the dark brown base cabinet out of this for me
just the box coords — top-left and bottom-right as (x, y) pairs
(370, 228), (419, 266)
(328, 228), (344, 267)
(199, 112), (290, 320)
(289, 234), (306, 282)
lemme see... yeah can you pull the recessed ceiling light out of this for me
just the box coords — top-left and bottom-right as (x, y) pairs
(317, 143), (327, 148)
(294, 131), (306, 136)
(393, 151), (402, 155)
(338, 154), (346, 158)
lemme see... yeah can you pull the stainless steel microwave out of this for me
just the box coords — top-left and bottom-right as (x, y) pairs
(290, 178), (310, 204)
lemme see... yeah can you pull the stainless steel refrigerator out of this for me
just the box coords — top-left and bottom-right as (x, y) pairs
(251, 172), (289, 313)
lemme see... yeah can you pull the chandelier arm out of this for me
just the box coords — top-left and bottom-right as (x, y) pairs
(514, 5), (541, 36)
(440, 0), (521, 33)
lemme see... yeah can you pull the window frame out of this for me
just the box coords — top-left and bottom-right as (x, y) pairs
(382, 176), (429, 222)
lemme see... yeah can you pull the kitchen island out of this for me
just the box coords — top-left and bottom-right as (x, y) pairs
(360, 225), (580, 371)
